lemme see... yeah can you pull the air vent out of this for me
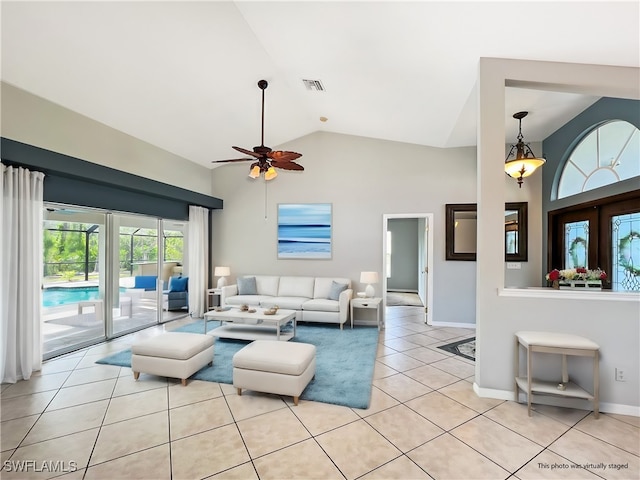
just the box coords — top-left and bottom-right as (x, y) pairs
(302, 79), (325, 91)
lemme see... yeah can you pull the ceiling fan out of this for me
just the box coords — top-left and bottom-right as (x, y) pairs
(212, 79), (303, 180)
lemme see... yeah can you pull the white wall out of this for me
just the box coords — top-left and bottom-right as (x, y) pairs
(1, 82), (213, 196)
(211, 131), (481, 325)
(476, 58), (640, 415)
(211, 130), (544, 326)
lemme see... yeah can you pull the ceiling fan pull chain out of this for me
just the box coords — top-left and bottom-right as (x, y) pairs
(264, 179), (268, 220)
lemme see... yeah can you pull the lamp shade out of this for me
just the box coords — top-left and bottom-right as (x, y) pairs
(360, 271), (379, 284)
(214, 266), (230, 277)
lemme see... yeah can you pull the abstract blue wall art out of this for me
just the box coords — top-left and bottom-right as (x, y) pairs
(278, 203), (332, 259)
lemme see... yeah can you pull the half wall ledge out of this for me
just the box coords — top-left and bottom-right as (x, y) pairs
(499, 287), (640, 302)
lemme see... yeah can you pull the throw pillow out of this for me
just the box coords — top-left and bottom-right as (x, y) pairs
(328, 281), (348, 300)
(237, 276), (258, 295)
(169, 276), (188, 292)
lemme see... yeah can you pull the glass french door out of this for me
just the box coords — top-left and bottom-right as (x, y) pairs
(548, 191), (640, 292)
(611, 212), (640, 291)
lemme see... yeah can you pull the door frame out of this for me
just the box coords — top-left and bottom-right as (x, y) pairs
(382, 213), (434, 325)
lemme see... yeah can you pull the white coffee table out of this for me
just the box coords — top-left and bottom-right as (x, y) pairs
(203, 307), (297, 341)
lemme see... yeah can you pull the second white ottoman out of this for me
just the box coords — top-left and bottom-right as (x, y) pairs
(131, 332), (214, 386)
(233, 340), (316, 405)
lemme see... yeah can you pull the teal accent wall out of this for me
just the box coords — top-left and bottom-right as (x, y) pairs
(1, 138), (222, 220)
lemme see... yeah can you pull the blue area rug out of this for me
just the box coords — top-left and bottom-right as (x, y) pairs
(96, 321), (379, 409)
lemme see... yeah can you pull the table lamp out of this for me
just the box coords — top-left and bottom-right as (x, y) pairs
(214, 266), (230, 288)
(360, 271), (379, 298)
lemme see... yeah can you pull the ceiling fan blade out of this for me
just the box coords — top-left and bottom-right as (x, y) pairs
(232, 146), (262, 158)
(271, 161), (304, 171)
(211, 158), (253, 163)
(268, 150), (302, 162)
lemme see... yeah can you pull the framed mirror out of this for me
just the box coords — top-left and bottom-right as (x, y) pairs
(505, 202), (528, 262)
(445, 202), (528, 261)
(445, 204), (477, 261)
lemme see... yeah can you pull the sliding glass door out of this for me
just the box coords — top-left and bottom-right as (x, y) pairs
(162, 221), (187, 322)
(42, 205), (107, 357)
(42, 204), (188, 359)
(114, 213), (161, 335)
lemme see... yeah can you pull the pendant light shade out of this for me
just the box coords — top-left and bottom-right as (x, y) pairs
(505, 111), (546, 188)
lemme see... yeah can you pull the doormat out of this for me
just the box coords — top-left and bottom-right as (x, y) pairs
(438, 337), (475, 361)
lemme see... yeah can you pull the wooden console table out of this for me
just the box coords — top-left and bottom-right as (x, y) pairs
(515, 331), (599, 418)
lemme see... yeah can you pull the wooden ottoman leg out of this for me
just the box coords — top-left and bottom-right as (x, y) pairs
(133, 371), (140, 380)
(181, 379), (187, 386)
(237, 388), (242, 396)
(293, 396), (299, 406)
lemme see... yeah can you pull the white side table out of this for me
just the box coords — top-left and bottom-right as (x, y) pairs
(350, 297), (383, 330)
(206, 288), (222, 311)
(515, 331), (600, 418)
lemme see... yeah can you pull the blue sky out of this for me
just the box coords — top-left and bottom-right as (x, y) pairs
(278, 203), (331, 226)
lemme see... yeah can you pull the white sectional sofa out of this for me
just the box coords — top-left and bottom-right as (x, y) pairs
(220, 275), (353, 329)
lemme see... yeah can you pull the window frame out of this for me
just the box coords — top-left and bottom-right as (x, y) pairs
(557, 120), (640, 200)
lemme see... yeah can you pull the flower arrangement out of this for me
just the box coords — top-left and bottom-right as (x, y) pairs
(546, 267), (607, 282)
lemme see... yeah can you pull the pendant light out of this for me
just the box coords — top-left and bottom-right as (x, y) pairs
(504, 111), (546, 188)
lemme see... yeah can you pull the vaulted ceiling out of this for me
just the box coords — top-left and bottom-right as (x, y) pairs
(2, 1), (638, 168)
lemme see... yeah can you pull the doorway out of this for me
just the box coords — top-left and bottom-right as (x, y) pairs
(382, 213), (433, 325)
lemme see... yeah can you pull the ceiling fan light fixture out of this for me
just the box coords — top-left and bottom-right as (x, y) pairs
(249, 165), (261, 178)
(504, 111), (546, 188)
(264, 166), (278, 181)
(212, 79), (304, 178)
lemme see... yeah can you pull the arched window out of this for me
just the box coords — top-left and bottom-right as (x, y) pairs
(558, 120), (639, 199)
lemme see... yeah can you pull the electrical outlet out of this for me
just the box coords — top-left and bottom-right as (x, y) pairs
(506, 262), (521, 270)
(615, 368), (626, 382)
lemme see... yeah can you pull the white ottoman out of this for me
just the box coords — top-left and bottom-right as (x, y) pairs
(233, 340), (316, 405)
(131, 332), (214, 386)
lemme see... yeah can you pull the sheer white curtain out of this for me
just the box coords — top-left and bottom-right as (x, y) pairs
(1, 163), (45, 383)
(188, 205), (209, 319)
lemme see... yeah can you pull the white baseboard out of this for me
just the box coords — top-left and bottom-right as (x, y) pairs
(473, 383), (640, 417)
(430, 321), (476, 329)
(473, 383), (515, 401)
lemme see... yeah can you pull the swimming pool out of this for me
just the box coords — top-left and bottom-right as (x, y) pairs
(43, 287), (125, 307)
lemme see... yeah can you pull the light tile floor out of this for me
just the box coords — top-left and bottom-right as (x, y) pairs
(2, 306), (638, 479)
